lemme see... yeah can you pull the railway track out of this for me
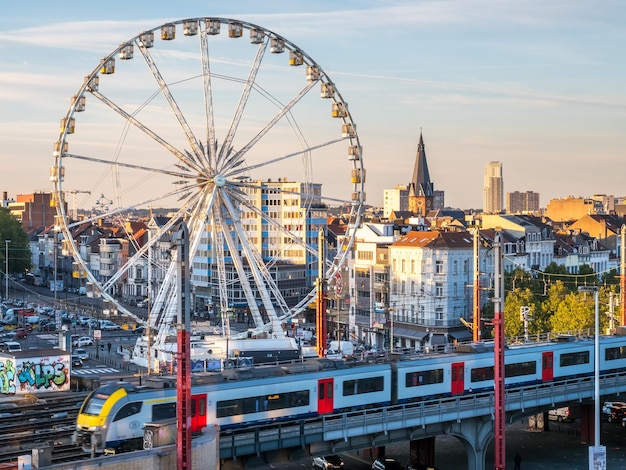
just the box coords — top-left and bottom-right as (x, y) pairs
(0, 391), (91, 465)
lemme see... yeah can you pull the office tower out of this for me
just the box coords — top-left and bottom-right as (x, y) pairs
(483, 161), (503, 214)
(506, 191), (540, 214)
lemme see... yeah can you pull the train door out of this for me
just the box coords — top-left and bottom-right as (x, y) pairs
(190, 393), (207, 432)
(451, 362), (465, 394)
(317, 378), (334, 414)
(542, 352), (554, 381)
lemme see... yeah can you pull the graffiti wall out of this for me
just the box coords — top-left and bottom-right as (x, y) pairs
(0, 351), (70, 394)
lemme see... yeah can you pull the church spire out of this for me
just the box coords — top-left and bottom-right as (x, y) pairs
(409, 130), (433, 198)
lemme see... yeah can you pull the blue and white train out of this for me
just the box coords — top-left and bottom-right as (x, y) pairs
(73, 334), (626, 453)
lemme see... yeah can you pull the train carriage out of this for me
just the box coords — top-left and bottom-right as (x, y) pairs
(74, 335), (626, 454)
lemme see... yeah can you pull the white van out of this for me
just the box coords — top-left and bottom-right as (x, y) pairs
(0, 341), (22, 353)
(548, 407), (579, 422)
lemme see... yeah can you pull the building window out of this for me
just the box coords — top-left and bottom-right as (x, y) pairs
(436, 261), (444, 274)
(436, 308), (443, 321)
(435, 283), (443, 297)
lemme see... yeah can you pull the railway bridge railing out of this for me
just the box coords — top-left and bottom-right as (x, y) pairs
(219, 370), (626, 459)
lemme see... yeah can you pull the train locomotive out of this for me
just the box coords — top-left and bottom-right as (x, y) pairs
(73, 334), (626, 454)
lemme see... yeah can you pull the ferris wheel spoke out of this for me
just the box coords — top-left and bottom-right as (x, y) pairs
(200, 30), (217, 168)
(89, 89), (204, 174)
(222, 80), (317, 174)
(136, 42), (205, 169)
(237, 178), (355, 209)
(63, 152), (194, 180)
(228, 137), (346, 178)
(217, 41), (268, 168)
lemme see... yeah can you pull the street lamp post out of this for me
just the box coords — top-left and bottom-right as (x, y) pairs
(4, 240), (10, 301)
(578, 285), (605, 469)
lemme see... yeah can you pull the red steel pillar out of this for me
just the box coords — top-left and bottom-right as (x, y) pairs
(493, 230), (506, 470)
(175, 223), (192, 469)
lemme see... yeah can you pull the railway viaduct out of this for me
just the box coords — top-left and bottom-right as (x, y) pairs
(219, 370), (626, 470)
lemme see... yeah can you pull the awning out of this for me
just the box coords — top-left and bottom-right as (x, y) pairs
(393, 328), (428, 340)
(448, 330), (473, 341)
(430, 334), (446, 345)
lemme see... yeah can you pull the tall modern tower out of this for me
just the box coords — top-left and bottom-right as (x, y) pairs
(408, 132), (435, 216)
(483, 161), (503, 214)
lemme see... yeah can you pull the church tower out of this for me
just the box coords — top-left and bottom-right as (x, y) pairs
(408, 131), (434, 216)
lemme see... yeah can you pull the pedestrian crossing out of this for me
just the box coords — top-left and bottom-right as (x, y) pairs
(71, 367), (119, 375)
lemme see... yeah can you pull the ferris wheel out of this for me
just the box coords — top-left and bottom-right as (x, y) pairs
(50, 18), (365, 337)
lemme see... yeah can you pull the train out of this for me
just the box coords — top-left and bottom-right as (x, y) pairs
(73, 334), (626, 454)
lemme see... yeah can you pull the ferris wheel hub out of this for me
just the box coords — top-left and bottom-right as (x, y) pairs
(214, 175), (226, 187)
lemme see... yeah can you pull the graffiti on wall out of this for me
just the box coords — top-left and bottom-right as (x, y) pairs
(0, 355), (70, 394)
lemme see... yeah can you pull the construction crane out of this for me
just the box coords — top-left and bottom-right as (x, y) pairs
(65, 190), (91, 220)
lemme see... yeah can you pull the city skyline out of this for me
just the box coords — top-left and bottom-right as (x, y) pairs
(1, 1), (624, 209)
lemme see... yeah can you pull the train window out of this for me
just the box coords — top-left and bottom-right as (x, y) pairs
(405, 369), (444, 387)
(216, 390), (310, 418)
(113, 402), (142, 422)
(190, 397), (206, 418)
(471, 366), (494, 383)
(560, 351), (590, 367)
(217, 399), (239, 418)
(343, 376), (384, 396)
(605, 347), (626, 361)
(153, 402), (176, 421)
(505, 361), (536, 378)
(82, 396), (107, 416)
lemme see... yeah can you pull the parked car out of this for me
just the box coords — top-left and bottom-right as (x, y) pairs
(602, 402), (626, 423)
(372, 458), (403, 470)
(312, 455), (344, 469)
(73, 348), (89, 361)
(99, 321), (121, 331)
(548, 407), (579, 423)
(71, 355), (83, 368)
(77, 316), (92, 326)
(72, 336), (94, 347)
(13, 328), (28, 339)
(0, 341), (22, 353)
(39, 322), (57, 332)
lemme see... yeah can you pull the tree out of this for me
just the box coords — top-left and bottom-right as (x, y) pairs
(504, 288), (538, 339)
(600, 268), (620, 287)
(549, 291), (602, 334)
(542, 280), (568, 320)
(0, 208), (31, 278)
(542, 263), (575, 292)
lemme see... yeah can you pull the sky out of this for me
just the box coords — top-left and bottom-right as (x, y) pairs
(0, 1), (624, 211)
